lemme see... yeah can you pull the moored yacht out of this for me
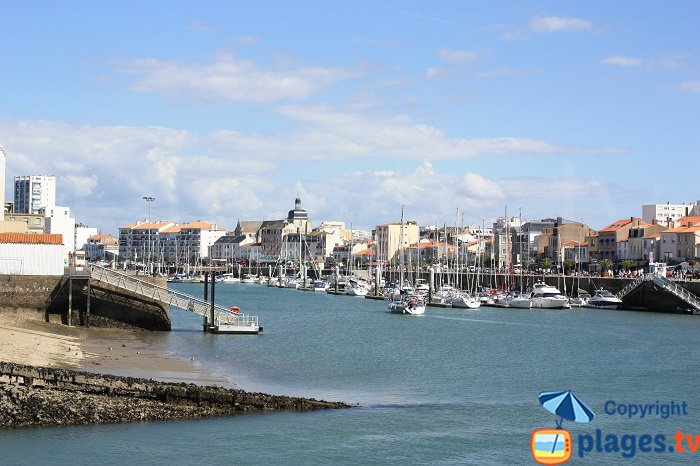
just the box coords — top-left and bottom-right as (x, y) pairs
(586, 289), (622, 310)
(529, 282), (571, 309)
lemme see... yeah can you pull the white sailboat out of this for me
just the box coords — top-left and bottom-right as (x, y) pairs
(388, 206), (425, 315)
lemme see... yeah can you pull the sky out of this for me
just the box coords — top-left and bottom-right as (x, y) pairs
(1, 1), (698, 234)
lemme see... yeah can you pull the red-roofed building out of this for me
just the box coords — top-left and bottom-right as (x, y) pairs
(660, 225), (700, 261)
(0, 233), (64, 275)
(594, 217), (648, 261)
(627, 222), (667, 261)
(85, 234), (118, 261)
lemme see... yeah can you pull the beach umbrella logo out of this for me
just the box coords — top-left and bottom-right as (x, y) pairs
(531, 390), (595, 465)
(538, 390), (595, 427)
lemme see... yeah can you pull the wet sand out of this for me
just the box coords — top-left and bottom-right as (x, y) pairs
(0, 309), (228, 386)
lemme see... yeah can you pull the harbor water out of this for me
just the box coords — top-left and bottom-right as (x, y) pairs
(2, 283), (700, 465)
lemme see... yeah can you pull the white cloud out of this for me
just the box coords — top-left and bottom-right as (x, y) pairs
(438, 49), (477, 63)
(0, 116), (625, 233)
(601, 56), (643, 67)
(278, 105), (621, 159)
(679, 81), (700, 94)
(64, 174), (98, 197)
(117, 51), (359, 102)
(530, 16), (592, 32)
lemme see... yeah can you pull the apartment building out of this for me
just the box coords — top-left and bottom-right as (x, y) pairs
(595, 217), (647, 261)
(375, 221), (420, 265)
(642, 203), (695, 226)
(14, 175), (56, 214)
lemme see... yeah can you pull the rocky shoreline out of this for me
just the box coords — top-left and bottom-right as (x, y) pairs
(0, 362), (350, 428)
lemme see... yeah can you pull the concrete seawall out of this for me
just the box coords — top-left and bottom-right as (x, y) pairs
(0, 362), (350, 428)
(0, 274), (171, 330)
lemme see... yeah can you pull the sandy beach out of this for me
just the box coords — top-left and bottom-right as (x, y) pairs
(0, 309), (228, 386)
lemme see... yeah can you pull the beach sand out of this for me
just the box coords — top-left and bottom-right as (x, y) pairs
(0, 309), (229, 386)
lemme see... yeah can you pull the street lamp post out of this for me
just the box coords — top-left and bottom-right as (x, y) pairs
(143, 196), (155, 275)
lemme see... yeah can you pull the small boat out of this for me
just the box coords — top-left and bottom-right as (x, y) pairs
(503, 291), (532, 309)
(345, 280), (369, 296)
(216, 273), (240, 283)
(388, 292), (426, 315)
(586, 289), (622, 310)
(449, 292), (481, 309)
(310, 279), (329, 292)
(529, 282), (571, 309)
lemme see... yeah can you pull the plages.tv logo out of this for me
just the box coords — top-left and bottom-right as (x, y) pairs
(531, 390), (595, 465)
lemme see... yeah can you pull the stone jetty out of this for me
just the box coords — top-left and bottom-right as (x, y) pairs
(0, 362), (350, 428)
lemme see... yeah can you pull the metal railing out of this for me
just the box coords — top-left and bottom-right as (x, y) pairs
(615, 274), (648, 300)
(615, 272), (700, 311)
(89, 265), (259, 327)
(651, 275), (700, 311)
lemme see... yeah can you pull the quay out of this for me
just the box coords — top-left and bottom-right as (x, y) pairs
(0, 265), (263, 334)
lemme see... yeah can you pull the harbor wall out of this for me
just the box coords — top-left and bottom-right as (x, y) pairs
(0, 361), (349, 428)
(0, 274), (171, 330)
(382, 271), (700, 313)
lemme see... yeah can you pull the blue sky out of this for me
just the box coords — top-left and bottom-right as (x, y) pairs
(1, 1), (698, 233)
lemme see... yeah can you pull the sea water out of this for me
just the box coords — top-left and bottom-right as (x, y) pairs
(1, 283), (700, 465)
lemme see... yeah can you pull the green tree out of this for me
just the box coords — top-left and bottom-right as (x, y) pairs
(540, 257), (552, 273)
(563, 259), (575, 275)
(600, 259), (613, 277)
(621, 260), (635, 272)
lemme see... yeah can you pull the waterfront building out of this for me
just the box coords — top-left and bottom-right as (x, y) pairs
(259, 198), (311, 261)
(84, 234), (118, 261)
(14, 175), (56, 215)
(43, 206), (76, 263)
(233, 220), (263, 239)
(546, 220), (595, 263)
(178, 221), (225, 260)
(374, 221), (420, 266)
(659, 223), (700, 262)
(210, 234), (256, 263)
(117, 221), (174, 263)
(562, 241), (589, 265)
(642, 202), (696, 226)
(627, 222), (667, 261)
(1, 212), (45, 234)
(0, 233), (64, 275)
(643, 234), (662, 263)
(594, 217), (647, 262)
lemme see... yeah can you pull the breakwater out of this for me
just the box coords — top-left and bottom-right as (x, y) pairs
(0, 362), (350, 428)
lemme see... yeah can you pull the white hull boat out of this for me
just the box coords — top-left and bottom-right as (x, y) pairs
(529, 282), (571, 309)
(586, 289), (622, 310)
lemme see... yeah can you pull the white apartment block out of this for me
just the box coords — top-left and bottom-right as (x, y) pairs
(14, 175), (56, 215)
(642, 203), (695, 226)
(43, 206), (76, 263)
(118, 220), (225, 264)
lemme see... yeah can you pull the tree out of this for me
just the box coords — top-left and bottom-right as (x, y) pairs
(600, 259), (613, 277)
(621, 260), (635, 272)
(540, 257), (552, 273)
(563, 259), (575, 275)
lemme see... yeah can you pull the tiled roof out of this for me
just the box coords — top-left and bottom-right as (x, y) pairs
(354, 248), (375, 256)
(562, 241), (587, 247)
(180, 221), (221, 230)
(678, 216), (700, 227)
(599, 218), (648, 232)
(0, 233), (63, 245)
(133, 221), (172, 230)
